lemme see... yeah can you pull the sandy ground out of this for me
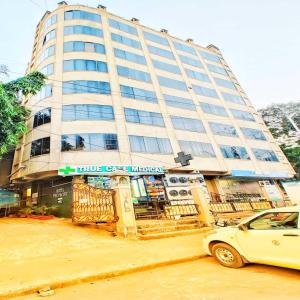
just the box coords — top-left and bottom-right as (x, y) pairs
(16, 258), (300, 300)
(0, 217), (206, 297)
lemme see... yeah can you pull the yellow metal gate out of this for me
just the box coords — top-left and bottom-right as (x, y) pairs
(72, 183), (118, 224)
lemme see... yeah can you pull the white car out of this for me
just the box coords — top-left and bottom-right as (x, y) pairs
(204, 206), (300, 269)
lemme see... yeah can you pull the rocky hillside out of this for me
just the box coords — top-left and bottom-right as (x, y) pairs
(259, 101), (300, 148)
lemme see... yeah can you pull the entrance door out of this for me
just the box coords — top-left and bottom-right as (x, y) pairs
(72, 182), (117, 224)
(236, 211), (300, 269)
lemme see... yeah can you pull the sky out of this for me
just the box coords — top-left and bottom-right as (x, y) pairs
(0, 0), (300, 108)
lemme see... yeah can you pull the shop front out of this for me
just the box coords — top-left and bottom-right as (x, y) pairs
(217, 169), (291, 202)
(56, 165), (208, 220)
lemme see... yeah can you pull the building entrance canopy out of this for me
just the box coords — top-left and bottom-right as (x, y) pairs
(58, 165), (165, 176)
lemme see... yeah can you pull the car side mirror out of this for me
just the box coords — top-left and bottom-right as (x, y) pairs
(238, 224), (248, 231)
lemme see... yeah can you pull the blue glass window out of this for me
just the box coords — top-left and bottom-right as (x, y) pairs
(158, 76), (187, 91)
(192, 84), (218, 98)
(179, 55), (203, 68)
(214, 77), (236, 90)
(147, 45), (174, 60)
(185, 69), (210, 82)
(33, 108), (51, 128)
(125, 108), (164, 126)
(40, 45), (55, 61)
(40, 63), (54, 76)
(61, 134), (118, 151)
(241, 127), (267, 141)
(44, 14), (57, 30)
(222, 92), (245, 105)
(207, 64), (227, 76)
(209, 122), (238, 137)
(143, 31), (169, 46)
(62, 104), (114, 121)
(179, 140), (216, 157)
(220, 145), (250, 160)
(252, 149), (278, 162)
(173, 41), (196, 55)
(42, 29), (56, 45)
(111, 33), (141, 49)
(200, 51), (220, 63)
(64, 41), (105, 53)
(109, 19), (137, 35)
(63, 80), (111, 95)
(63, 59), (108, 72)
(120, 85), (157, 102)
(64, 26), (103, 37)
(31, 137), (50, 157)
(230, 109), (255, 121)
(152, 59), (181, 74)
(36, 84), (52, 100)
(171, 116), (205, 132)
(164, 94), (195, 110)
(64, 10), (101, 22)
(114, 48), (146, 65)
(129, 135), (173, 154)
(117, 66), (151, 82)
(200, 103), (228, 116)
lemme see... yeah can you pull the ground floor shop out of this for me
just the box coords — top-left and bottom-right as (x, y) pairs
(12, 165), (294, 219)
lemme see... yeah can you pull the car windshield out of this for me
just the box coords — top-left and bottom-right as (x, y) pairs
(249, 212), (299, 230)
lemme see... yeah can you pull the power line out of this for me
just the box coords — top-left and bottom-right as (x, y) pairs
(28, 0), (43, 8)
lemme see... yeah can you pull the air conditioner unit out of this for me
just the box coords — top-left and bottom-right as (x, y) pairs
(165, 186), (193, 200)
(165, 174), (205, 187)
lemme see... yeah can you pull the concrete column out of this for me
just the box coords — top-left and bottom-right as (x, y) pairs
(190, 180), (214, 227)
(110, 171), (137, 237)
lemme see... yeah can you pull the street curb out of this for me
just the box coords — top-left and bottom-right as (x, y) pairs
(1, 254), (207, 299)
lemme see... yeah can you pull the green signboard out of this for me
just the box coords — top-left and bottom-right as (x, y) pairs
(58, 165), (165, 176)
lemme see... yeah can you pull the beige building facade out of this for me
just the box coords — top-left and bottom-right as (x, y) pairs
(11, 2), (295, 211)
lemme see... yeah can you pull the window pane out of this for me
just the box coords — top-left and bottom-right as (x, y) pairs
(144, 137), (159, 153)
(129, 136), (145, 152)
(104, 134), (118, 150)
(192, 84), (218, 98)
(76, 134), (90, 151)
(62, 105), (75, 121)
(152, 59), (181, 74)
(90, 134), (105, 151)
(209, 122), (237, 137)
(253, 149), (278, 162)
(241, 128), (266, 140)
(147, 45), (174, 59)
(144, 31), (169, 46)
(179, 55), (203, 68)
(41, 137), (50, 154)
(75, 105), (89, 120)
(61, 135), (76, 151)
(173, 41), (196, 55)
(158, 76), (187, 91)
(220, 145), (250, 160)
(164, 94), (195, 110)
(179, 140), (215, 157)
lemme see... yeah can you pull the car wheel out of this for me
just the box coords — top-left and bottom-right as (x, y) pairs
(211, 242), (245, 268)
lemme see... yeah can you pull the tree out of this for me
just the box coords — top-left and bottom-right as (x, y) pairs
(0, 71), (46, 159)
(280, 144), (300, 178)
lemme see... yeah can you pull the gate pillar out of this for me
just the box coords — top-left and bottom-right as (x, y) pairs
(190, 180), (214, 227)
(111, 171), (137, 237)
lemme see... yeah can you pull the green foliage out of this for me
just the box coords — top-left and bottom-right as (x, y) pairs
(17, 204), (58, 216)
(18, 206), (34, 216)
(280, 145), (300, 177)
(0, 71), (46, 158)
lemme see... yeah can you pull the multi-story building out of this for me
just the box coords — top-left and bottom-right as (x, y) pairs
(11, 2), (295, 216)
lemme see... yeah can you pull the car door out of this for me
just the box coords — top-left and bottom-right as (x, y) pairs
(235, 211), (300, 269)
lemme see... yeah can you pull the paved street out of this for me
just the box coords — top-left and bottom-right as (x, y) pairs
(17, 257), (300, 300)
